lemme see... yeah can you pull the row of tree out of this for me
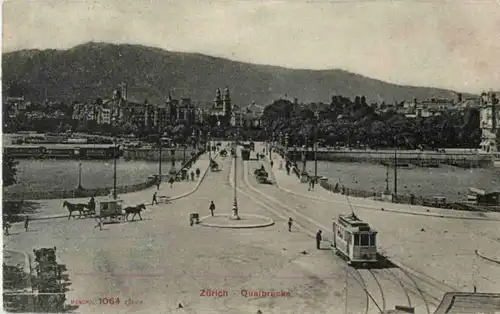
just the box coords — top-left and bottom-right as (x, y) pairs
(260, 97), (483, 149)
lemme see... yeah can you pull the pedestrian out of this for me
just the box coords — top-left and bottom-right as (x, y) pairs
(190, 171), (195, 181)
(311, 177), (316, 189)
(209, 201), (216, 216)
(316, 230), (322, 249)
(152, 191), (158, 205)
(288, 217), (293, 232)
(4, 221), (11, 236)
(196, 168), (201, 178)
(308, 178), (312, 191)
(169, 177), (175, 188)
(94, 217), (102, 230)
(270, 160), (274, 168)
(24, 215), (29, 232)
(156, 178), (160, 190)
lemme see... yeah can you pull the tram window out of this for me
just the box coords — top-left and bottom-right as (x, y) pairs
(360, 234), (369, 246)
(369, 234), (376, 246)
(354, 234), (360, 245)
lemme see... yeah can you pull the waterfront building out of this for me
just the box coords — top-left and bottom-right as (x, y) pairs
(479, 92), (499, 152)
(230, 102), (264, 128)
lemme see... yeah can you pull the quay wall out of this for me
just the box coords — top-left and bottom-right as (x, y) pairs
(3, 150), (205, 201)
(283, 148), (492, 168)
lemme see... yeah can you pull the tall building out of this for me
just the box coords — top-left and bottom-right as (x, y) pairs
(223, 87), (232, 117)
(209, 87), (233, 126)
(479, 92), (499, 152)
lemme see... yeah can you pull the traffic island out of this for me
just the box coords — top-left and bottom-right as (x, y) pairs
(198, 214), (274, 229)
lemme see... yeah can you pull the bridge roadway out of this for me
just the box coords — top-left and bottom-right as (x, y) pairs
(5, 142), (500, 313)
(5, 145), (373, 314)
(253, 142), (500, 312)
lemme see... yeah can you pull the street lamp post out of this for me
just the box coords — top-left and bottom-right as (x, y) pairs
(314, 110), (319, 178)
(158, 135), (162, 183)
(78, 162), (82, 189)
(285, 133), (289, 161)
(269, 131), (274, 161)
(113, 140), (117, 199)
(300, 136), (308, 183)
(231, 123), (241, 220)
(208, 131), (211, 161)
(169, 148), (176, 174)
(393, 148), (398, 201)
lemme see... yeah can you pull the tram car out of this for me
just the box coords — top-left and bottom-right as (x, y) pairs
(332, 213), (378, 267)
(241, 148), (251, 160)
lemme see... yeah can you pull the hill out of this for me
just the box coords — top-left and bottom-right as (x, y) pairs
(2, 42), (469, 106)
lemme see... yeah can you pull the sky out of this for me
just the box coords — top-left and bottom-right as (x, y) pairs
(2, 0), (500, 93)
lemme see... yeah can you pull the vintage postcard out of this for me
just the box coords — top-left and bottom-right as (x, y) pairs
(2, 0), (500, 313)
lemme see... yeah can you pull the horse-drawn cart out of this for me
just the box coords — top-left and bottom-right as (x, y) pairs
(95, 197), (123, 224)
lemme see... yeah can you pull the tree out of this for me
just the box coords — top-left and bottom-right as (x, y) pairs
(3, 155), (18, 187)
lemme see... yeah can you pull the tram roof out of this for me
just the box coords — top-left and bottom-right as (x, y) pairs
(337, 214), (376, 232)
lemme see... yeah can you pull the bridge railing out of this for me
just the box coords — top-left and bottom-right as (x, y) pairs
(319, 179), (488, 211)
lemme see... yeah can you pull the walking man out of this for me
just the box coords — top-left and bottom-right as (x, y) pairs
(311, 177), (315, 189)
(94, 216), (102, 230)
(152, 191), (158, 205)
(316, 230), (322, 249)
(24, 215), (29, 232)
(169, 177), (175, 188)
(209, 201), (216, 216)
(288, 217), (293, 232)
(156, 178), (160, 190)
(308, 178), (313, 191)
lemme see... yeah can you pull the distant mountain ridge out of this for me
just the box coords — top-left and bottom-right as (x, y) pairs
(2, 42), (472, 106)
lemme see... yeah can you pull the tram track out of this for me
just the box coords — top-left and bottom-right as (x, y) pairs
(241, 157), (448, 314)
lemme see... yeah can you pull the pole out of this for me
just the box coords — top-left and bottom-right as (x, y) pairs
(208, 131), (211, 161)
(314, 111), (318, 178)
(231, 115), (240, 220)
(393, 148), (398, 200)
(113, 140), (117, 199)
(78, 161), (82, 188)
(385, 165), (390, 193)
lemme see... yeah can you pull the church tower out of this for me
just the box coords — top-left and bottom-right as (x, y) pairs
(214, 88), (223, 108)
(121, 82), (128, 101)
(223, 87), (232, 117)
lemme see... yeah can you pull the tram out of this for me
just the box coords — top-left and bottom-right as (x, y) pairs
(332, 213), (378, 267)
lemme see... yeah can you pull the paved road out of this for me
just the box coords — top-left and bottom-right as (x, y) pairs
(6, 147), (372, 313)
(7, 143), (499, 313)
(253, 143), (500, 312)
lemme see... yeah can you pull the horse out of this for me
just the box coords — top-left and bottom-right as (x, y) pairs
(63, 201), (87, 219)
(123, 204), (146, 221)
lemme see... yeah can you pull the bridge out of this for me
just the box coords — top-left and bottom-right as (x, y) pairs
(4, 142), (500, 313)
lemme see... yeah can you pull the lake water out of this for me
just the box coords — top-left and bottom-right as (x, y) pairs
(305, 161), (500, 202)
(3, 159), (169, 194)
(4, 156), (500, 202)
